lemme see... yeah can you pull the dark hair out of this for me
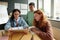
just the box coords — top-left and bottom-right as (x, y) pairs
(10, 9), (21, 27)
(10, 9), (21, 21)
(29, 2), (35, 7)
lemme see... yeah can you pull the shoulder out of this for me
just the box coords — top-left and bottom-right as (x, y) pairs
(19, 17), (24, 20)
(45, 20), (52, 29)
(27, 11), (31, 14)
(7, 19), (11, 22)
(43, 20), (50, 25)
(43, 20), (51, 27)
(27, 11), (30, 13)
(46, 20), (51, 25)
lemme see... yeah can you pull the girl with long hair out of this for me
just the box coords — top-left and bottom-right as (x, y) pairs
(5, 9), (28, 30)
(31, 10), (54, 40)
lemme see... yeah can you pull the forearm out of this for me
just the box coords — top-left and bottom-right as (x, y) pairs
(31, 28), (53, 40)
(38, 30), (53, 40)
(5, 26), (11, 30)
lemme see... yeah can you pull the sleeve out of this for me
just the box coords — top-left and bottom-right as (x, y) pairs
(26, 11), (30, 24)
(38, 22), (54, 40)
(26, 12), (28, 23)
(4, 20), (11, 30)
(31, 21), (54, 40)
(21, 17), (29, 28)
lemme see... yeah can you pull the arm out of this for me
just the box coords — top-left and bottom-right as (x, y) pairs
(21, 17), (29, 28)
(39, 23), (53, 40)
(31, 22), (54, 40)
(4, 20), (11, 30)
(26, 12), (28, 24)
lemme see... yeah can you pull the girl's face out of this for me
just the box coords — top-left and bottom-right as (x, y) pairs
(34, 13), (42, 21)
(14, 11), (20, 20)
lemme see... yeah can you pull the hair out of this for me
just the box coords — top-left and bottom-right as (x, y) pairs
(29, 2), (35, 7)
(33, 10), (48, 27)
(10, 9), (21, 21)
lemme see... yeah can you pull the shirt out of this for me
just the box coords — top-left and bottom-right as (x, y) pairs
(31, 21), (54, 40)
(5, 17), (28, 30)
(26, 11), (34, 26)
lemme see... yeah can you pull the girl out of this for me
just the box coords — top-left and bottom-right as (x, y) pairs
(5, 9), (28, 30)
(31, 10), (54, 40)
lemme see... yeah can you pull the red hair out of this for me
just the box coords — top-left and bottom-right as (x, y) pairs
(33, 10), (48, 27)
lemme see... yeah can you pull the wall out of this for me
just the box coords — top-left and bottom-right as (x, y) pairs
(0, 0), (60, 29)
(22, 15), (60, 29)
(49, 20), (60, 29)
(0, 0), (28, 29)
(0, 0), (28, 15)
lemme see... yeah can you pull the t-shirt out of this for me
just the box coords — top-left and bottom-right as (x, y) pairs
(26, 11), (34, 26)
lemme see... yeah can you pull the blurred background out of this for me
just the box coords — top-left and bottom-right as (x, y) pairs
(0, 0), (60, 29)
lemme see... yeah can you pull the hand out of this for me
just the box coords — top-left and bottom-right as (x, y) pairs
(8, 27), (12, 30)
(29, 26), (35, 30)
(21, 29), (28, 34)
(32, 30), (40, 35)
(24, 27), (28, 30)
(30, 28), (40, 35)
(8, 28), (13, 36)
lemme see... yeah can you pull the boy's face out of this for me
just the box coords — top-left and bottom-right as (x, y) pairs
(29, 5), (34, 11)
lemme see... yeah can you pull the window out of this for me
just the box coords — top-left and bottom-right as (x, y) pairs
(37, 0), (60, 21)
(20, 4), (28, 15)
(14, 3), (28, 15)
(54, 0), (60, 19)
(0, 2), (9, 24)
(44, 0), (51, 18)
(38, 0), (42, 9)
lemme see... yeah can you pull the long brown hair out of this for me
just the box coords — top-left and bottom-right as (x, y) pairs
(33, 10), (48, 27)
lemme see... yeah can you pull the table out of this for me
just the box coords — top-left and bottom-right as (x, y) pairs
(8, 30), (41, 40)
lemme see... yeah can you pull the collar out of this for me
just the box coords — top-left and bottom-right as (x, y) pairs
(14, 17), (20, 22)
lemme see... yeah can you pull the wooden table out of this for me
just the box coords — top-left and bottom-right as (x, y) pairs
(0, 30), (41, 40)
(8, 30), (41, 40)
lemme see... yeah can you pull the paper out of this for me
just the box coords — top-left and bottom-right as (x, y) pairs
(21, 4), (27, 9)
(21, 10), (27, 15)
(0, 5), (9, 24)
(9, 27), (24, 30)
(14, 3), (20, 10)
